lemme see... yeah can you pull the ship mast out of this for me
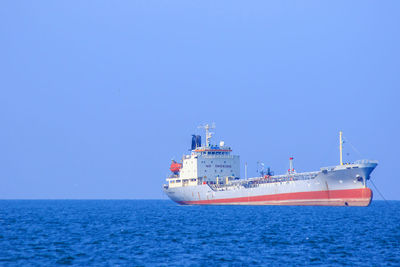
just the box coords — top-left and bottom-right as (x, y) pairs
(339, 131), (343, 165)
(198, 123), (215, 147)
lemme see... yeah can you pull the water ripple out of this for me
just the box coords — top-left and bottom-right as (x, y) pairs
(0, 200), (399, 266)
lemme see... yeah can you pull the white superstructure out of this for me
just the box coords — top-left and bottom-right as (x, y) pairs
(167, 124), (240, 188)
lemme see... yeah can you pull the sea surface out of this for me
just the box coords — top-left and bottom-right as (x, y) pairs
(0, 200), (399, 266)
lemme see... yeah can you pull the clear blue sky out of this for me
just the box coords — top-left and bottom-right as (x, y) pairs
(1, 1), (399, 199)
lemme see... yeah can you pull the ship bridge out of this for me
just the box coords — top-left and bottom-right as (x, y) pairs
(193, 145), (232, 156)
(166, 124), (240, 188)
(180, 142), (240, 181)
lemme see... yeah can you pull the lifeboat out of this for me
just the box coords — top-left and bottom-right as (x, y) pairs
(170, 160), (182, 174)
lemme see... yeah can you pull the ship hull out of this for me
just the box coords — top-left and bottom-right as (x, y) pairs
(164, 162), (377, 207)
(175, 188), (372, 206)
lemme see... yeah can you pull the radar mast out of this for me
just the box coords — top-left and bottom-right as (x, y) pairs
(198, 123), (215, 147)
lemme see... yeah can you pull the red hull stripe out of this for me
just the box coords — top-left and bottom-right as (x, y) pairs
(178, 188), (372, 205)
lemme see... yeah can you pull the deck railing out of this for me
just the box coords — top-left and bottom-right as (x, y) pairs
(208, 172), (319, 191)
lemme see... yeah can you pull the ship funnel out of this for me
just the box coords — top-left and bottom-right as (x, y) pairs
(196, 135), (201, 148)
(191, 135), (196, 150)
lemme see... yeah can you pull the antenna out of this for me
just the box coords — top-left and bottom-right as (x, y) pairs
(339, 131), (343, 165)
(198, 123), (215, 147)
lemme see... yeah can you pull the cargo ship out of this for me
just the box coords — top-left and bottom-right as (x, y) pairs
(163, 124), (378, 206)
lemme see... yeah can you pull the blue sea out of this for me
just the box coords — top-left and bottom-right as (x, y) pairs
(0, 200), (399, 266)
